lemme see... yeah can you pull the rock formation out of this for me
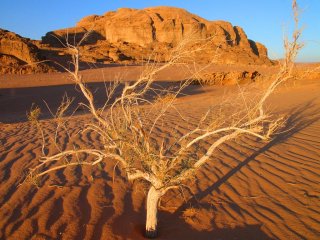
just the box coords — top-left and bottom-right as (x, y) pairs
(0, 29), (54, 74)
(41, 7), (273, 65)
(1, 7), (274, 74)
(192, 70), (262, 85)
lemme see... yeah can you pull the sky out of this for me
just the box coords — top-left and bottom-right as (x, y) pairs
(1, 0), (319, 62)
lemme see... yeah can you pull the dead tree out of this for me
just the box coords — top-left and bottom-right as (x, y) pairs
(26, 1), (302, 238)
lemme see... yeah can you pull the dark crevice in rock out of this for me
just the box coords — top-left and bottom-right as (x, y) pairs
(249, 39), (259, 56)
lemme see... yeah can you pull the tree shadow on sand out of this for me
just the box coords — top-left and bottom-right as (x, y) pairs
(110, 100), (320, 239)
(157, 100), (320, 239)
(109, 200), (274, 239)
(109, 192), (274, 239)
(179, 100), (320, 205)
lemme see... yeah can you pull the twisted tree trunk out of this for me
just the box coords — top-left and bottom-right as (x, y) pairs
(145, 186), (163, 238)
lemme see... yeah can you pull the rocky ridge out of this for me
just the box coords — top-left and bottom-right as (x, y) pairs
(0, 29), (54, 74)
(1, 7), (274, 75)
(42, 7), (273, 66)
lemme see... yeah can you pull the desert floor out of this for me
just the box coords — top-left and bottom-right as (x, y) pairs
(0, 65), (319, 240)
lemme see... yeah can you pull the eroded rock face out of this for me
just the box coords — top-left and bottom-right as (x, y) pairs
(42, 6), (272, 65)
(0, 29), (39, 64)
(0, 29), (54, 74)
(192, 70), (262, 85)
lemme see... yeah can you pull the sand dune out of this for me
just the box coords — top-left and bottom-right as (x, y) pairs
(0, 71), (320, 240)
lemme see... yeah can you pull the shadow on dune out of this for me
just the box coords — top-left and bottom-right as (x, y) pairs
(104, 101), (320, 239)
(108, 197), (274, 239)
(108, 190), (273, 239)
(0, 80), (204, 124)
(2, 91), (319, 239)
(182, 100), (320, 205)
(158, 220), (273, 240)
(146, 100), (319, 239)
(29, 223), (272, 240)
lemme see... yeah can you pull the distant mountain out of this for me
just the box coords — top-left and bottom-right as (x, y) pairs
(42, 7), (273, 65)
(1, 7), (274, 75)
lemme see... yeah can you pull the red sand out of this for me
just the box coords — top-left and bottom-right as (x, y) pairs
(0, 66), (319, 240)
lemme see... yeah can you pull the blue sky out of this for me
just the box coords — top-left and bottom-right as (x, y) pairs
(1, 0), (319, 62)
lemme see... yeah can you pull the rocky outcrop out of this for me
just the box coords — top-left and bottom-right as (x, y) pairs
(0, 29), (39, 64)
(192, 70), (262, 85)
(41, 6), (272, 65)
(0, 29), (55, 74)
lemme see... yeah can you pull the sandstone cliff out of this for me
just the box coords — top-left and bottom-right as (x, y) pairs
(0, 29), (55, 74)
(42, 7), (272, 65)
